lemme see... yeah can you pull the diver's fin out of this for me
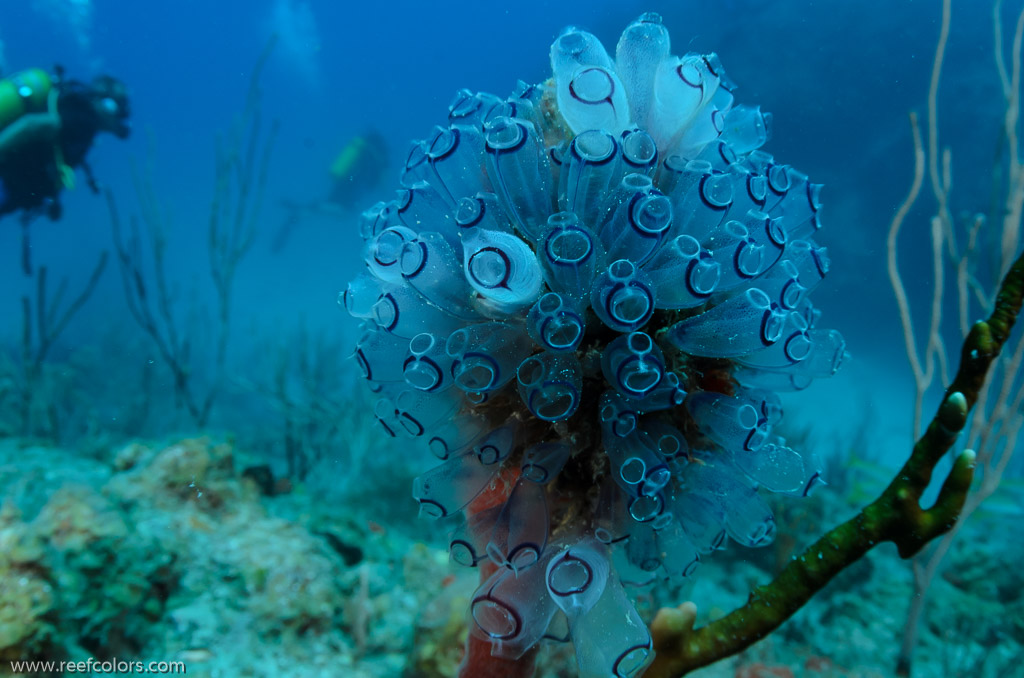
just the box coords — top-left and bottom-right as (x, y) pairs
(272, 199), (314, 253)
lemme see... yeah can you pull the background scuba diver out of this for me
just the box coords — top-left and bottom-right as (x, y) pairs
(0, 66), (131, 224)
(272, 129), (388, 252)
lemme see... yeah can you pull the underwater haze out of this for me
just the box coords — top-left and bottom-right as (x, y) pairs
(0, 0), (1022, 677)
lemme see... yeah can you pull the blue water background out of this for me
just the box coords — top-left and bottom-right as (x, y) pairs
(0, 0), (1011, 463)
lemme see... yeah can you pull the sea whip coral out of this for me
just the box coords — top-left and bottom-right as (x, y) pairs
(343, 13), (845, 677)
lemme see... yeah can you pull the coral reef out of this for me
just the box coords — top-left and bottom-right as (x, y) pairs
(344, 12), (846, 677)
(0, 437), (461, 677)
(106, 438), (356, 647)
(1, 427), (1021, 678)
(0, 478), (170, 666)
(0, 502), (53, 662)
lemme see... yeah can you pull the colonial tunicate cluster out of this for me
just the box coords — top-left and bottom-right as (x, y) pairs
(343, 13), (845, 676)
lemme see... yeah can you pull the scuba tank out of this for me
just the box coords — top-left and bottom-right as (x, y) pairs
(329, 136), (369, 179)
(0, 68), (53, 132)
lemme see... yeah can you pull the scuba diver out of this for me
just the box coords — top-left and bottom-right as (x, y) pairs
(273, 129), (389, 252)
(0, 66), (131, 224)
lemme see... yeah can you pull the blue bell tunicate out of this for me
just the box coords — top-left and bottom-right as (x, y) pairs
(517, 352), (584, 422)
(462, 227), (544, 313)
(527, 291), (586, 352)
(540, 211), (604, 304)
(591, 259), (656, 332)
(342, 14), (846, 676)
(485, 116), (553, 242)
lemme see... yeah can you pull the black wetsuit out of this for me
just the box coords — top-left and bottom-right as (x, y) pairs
(0, 81), (103, 220)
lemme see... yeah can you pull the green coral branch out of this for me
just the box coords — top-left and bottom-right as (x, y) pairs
(645, 248), (1024, 678)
